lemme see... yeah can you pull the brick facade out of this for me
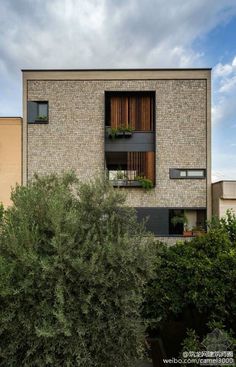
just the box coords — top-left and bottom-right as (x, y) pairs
(26, 77), (208, 209)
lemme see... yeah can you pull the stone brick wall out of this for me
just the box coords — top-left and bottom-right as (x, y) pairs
(27, 78), (207, 208)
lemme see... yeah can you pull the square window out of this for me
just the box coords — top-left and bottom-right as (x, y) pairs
(27, 101), (48, 123)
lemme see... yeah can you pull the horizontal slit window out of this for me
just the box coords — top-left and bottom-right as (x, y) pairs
(170, 169), (206, 179)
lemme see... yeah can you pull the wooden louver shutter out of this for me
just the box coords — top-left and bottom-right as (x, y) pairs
(128, 152), (155, 182)
(110, 94), (154, 131)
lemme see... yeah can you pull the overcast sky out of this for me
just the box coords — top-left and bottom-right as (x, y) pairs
(0, 0), (236, 181)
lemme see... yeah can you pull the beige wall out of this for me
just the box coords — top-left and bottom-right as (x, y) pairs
(220, 199), (236, 217)
(212, 181), (236, 218)
(23, 69), (211, 217)
(0, 118), (22, 207)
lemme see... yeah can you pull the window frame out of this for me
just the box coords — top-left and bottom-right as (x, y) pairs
(27, 101), (49, 124)
(169, 168), (206, 179)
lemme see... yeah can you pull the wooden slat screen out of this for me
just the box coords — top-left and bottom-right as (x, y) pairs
(110, 94), (154, 131)
(128, 152), (155, 182)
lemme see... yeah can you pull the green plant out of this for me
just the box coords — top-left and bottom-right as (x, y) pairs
(107, 127), (117, 139)
(135, 176), (154, 190)
(0, 203), (4, 233)
(181, 329), (201, 353)
(143, 214), (236, 336)
(107, 125), (134, 139)
(0, 173), (155, 366)
(171, 213), (189, 231)
(116, 170), (127, 180)
(180, 326), (236, 366)
(36, 115), (48, 121)
(180, 329), (201, 366)
(119, 124), (134, 133)
(208, 209), (236, 243)
(192, 225), (205, 236)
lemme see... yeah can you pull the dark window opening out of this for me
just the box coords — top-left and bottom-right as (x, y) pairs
(169, 209), (184, 235)
(136, 208), (207, 237)
(27, 101), (49, 123)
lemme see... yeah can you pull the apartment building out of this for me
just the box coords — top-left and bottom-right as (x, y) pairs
(22, 69), (211, 241)
(0, 117), (22, 207)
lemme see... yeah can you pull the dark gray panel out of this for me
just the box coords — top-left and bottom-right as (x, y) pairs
(135, 207), (169, 235)
(27, 101), (38, 123)
(105, 132), (155, 152)
(169, 169), (181, 179)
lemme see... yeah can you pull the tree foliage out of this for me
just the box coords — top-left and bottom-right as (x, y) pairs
(144, 211), (236, 336)
(0, 173), (155, 367)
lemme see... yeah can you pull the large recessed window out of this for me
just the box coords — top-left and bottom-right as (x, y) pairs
(135, 208), (206, 236)
(105, 151), (155, 187)
(169, 209), (206, 236)
(105, 91), (155, 131)
(105, 92), (155, 189)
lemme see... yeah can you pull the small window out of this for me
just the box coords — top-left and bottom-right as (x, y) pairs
(27, 101), (48, 123)
(170, 168), (206, 179)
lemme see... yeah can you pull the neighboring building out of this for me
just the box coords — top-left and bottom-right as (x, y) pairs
(22, 69), (211, 241)
(0, 117), (22, 207)
(212, 181), (236, 218)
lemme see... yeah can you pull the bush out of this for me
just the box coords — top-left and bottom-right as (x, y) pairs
(180, 326), (236, 367)
(144, 212), (236, 343)
(0, 173), (155, 367)
(209, 209), (236, 244)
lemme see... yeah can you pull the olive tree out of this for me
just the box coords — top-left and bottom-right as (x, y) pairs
(0, 173), (154, 367)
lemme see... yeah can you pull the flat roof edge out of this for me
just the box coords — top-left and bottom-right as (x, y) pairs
(0, 116), (22, 119)
(22, 68), (212, 72)
(213, 180), (236, 184)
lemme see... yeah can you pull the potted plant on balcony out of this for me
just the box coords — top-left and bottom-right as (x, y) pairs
(111, 169), (128, 187)
(118, 124), (134, 137)
(192, 226), (205, 237)
(106, 125), (134, 139)
(106, 127), (117, 139)
(135, 176), (154, 190)
(171, 214), (192, 237)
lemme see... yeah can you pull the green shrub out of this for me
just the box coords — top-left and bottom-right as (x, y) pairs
(135, 177), (154, 190)
(144, 213), (236, 335)
(0, 203), (4, 228)
(209, 209), (236, 244)
(180, 326), (236, 366)
(0, 173), (155, 367)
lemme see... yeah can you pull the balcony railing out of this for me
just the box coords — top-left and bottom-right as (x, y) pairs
(110, 179), (142, 187)
(105, 128), (155, 152)
(107, 170), (154, 189)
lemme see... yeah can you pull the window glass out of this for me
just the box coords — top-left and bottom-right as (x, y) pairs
(38, 103), (48, 118)
(187, 170), (204, 177)
(180, 170), (187, 177)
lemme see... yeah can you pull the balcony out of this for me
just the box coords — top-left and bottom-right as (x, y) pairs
(105, 128), (155, 152)
(105, 91), (155, 189)
(107, 169), (154, 189)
